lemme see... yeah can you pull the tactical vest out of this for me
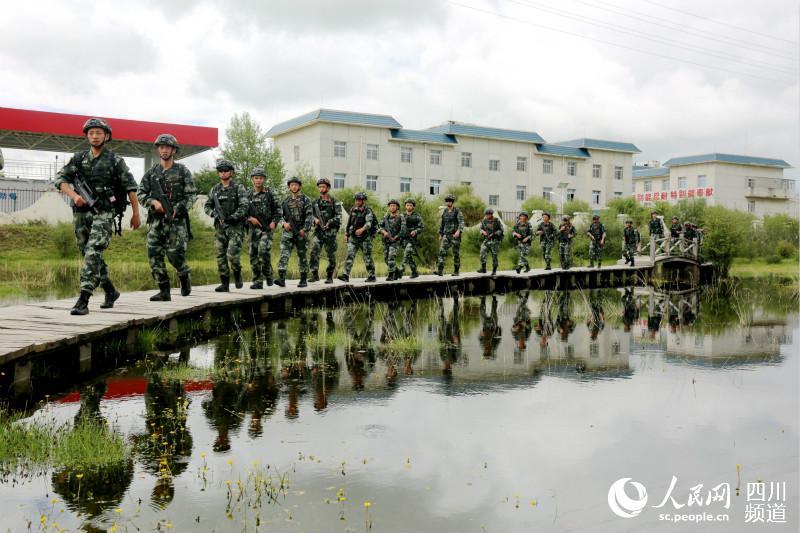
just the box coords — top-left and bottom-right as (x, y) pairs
(588, 223), (605, 239)
(649, 219), (664, 235)
(250, 189), (276, 218)
(349, 207), (371, 237)
(670, 223), (682, 238)
(285, 195), (307, 224)
(514, 221), (532, 238)
(481, 218), (503, 239)
(624, 227), (639, 244)
(74, 149), (123, 212)
(404, 212), (423, 236)
(213, 183), (240, 218)
(538, 222), (557, 242)
(559, 225), (575, 243)
(316, 197), (338, 228)
(441, 207), (461, 233)
(383, 214), (403, 238)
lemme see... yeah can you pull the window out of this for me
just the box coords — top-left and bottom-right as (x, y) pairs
(333, 173), (346, 189)
(461, 152), (472, 168)
(614, 191), (623, 199)
(366, 144), (379, 161)
(460, 181), (471, 186)
(747, 200), (756, 213)
(746, 178), (755, 188)
(543, 187), (553, 202)
(401, 146), (412, 163)
(430, 150), (441, 166)
(334, 141), (346, 158)
(516, 185), (526, 201)
(614, 166), (623, 180)
(400, 177), (411, 193)
(643, 181), (652, 192)
(567, 161), (577, 176)
(678, 176), (687, 189)
(543, 159), (553, 174)
(592, 164), (602, 178)
(661, 179), (670, 191)
(293, 145), (300, 162)
(697, 175), (707, 188)
(489, 195), (499, 206)
(567, 188), (576, 201)
(517, 156), (527, 172)
(592, 190), (601, 205)
(430, 179), (441, 195)
(782, 179), (794, 190)
(489, 159), (500, 171)
(366, 175), (377, 191)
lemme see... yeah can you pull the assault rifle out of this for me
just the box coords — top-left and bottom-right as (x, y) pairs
(72, 174), (100, 214)
(150, 176), (174, 224)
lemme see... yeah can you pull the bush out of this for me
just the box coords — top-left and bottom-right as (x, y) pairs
(521, 196), (557, 216)
(701, 205), (754, 276)
(441, 184), (486, 225)
(765, 255), (782, 264)
(53, 223), (77, 259)
(563, 199), (590, 216)
(776, 240), (796, 259)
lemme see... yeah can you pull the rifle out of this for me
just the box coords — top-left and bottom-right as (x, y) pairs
(313, 200), (329, 230)
(212, 190), (227, 230)
(382, 215), (402, 243)
(249, 200), (270, 230)
(71, 174), (100, 214)
(150, 175), (174, 224)
(282, 198), (305, 238)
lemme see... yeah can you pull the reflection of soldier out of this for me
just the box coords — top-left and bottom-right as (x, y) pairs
(557, 291), (575, 341)
(534, 291), (556, 354)
(74, 381), (107, 424)
(345, 308), (376, 390)
(647, 303), (662, 339)
(439, 295), (463, 377)
(478, 296), (502, 359)
(202, 336), (244, 452)
(622, 288), (639, 332)
(242, 370), (279, 438)
(586, 290), (605, 340)
(52, 459), (134, 520)
(280, 314), (312, 419)
(511, 291), (533, 360)
(311, 311), (340, 410)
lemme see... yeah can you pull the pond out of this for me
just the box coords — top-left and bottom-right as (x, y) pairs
(0, 283), (797, 532)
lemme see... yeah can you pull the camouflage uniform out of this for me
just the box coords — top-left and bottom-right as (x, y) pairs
(478, 217), (504, 272)
(649, 217), (664, 239)
(400, 208), (424, 276)
(558, 222), (577, 269)
(622, 225), (641, 264)
(204, 182), (250, 278)
(513, 220), (534, 270)
(437, 207), (465, 273)
(536, 221), (558, 268)
(380, 211), (407, 275)
(278, 192), (314, 275)
(308, 196), (342, 279)
(138, 162), (196, 285)
(54, 148), (137, 294)
(247, 187), (280, 284)
(342, 206), (376, 277)
(669, 221), (683, 242)
(587, 221), (607, 267)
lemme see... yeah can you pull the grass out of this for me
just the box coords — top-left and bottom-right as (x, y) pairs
(729, 257), (799, 280)
(52, 420), (130, 470)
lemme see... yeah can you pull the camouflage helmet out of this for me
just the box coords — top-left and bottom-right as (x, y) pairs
(542, 211), (551, 218)
(287, 176), (302, 186)
(353, 191), (367, 201)
(592, 214), (600, 220)
(684, 220), (692, 226)
(672, 216), (679, 221)
(250, 166), (267, 178)
(82, 117), (112, 140)
(625, 219), (633, 224)
(484, 208), (494, 215)
(651, 210), (660, 216)
(404, 198), (416, 206)
(387, 198), (400, 207)
(154, 133), (179, 151)
(519, 210), (529, 218)
(444, 194), (456, 202)
(215, 159), (235, 172)
(563, 215), (571, 221)
(316, 177), (331, 187)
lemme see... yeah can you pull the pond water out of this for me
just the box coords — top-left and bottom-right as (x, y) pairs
(0, 284), (797, 532)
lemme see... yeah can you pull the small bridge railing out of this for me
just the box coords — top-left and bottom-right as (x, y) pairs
(628, 236), (701, 262)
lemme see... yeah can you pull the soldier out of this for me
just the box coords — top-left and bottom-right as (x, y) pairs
(478, 208), (504, 275)
(649, 211), (664, 241)
(586, 214), (607, 268)
(276, 176), (313, 287)
(308, 177), (342, 284)
(436, 194), (464, 276)
(536, 211), (558, 270)
(380, 199), (407, 281)
(400, 198), (424, 279)
(683, 221), (698, 242)
(54, 118), (141, 315)
(246, 167), (280, 289)
(512, 210), (533, 273)
(558, 216), (577, 270)
(138, 134), (196, 301)
(669, 216), (682, 243)
(622, 219), (641, 266)
(204, 160), (249, 292)
(339, 192), (377, 283)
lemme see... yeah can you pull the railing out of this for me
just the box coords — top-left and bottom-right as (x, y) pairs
(0, 188), (70, 213)
(644, 236), (701, 262)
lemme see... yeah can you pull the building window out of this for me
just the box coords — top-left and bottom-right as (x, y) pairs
(333, 173), (346, 189)
(430, 179), (441, 195)
(746, 177), (755, 188)
(644, 181), (652, 192)
(516, 156), (527, 172)
(782, 179), (794, 190)
(366, 175), (377, 191)
(366, 144), (379, 161)
(747, 200), (756, 213)
(489, 195), (499, 206)
(592, 190), (601, 205)
(516, 185), (526, 201)
(401, 146), (412, 163)
(460, 181), (471, 186)
(293, 145), (300, 162)
(543, 159), (553, 174)
(334, 141), (347, 158)
(567, 188), (576, 201)
(489, 159), (500, 171)
(567, 161), (577, 176)
(430, 150), (441, 166)
(697, 175), (707, 188)
(461, 152), (472, 168)
(614, 191), (623, 199)
(543, 187), (553, 202)
(614, 166), (623, 180)
(400, 177), (411, 193)
(592, 164), (602, 178)
(678, 176), (687, 189)
(661, 179), (670, 191)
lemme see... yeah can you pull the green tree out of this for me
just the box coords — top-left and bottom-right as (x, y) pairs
(563, 199), (591, 216)
(193, 166), (219, 195)
(440, 184), (486, 225)
(606, 197), (648, 226)
(220, 112), (286, 191)
(521, 196), (557, 216)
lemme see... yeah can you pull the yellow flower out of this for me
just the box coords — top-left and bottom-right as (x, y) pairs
(115, 508), (122, 514)
(363, 501), (372, 508)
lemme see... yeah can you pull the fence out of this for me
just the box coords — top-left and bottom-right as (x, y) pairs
(0, 188), (70, 213)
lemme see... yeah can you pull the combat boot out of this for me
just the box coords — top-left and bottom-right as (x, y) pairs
(589, 261), (594, 268)
(150, 281), (171, 301)
(410, 267), (419, 279)
(310, 270), (320, 283)
(325, 267), (335, 284)
(597, 261), (602, 269)
(478, 264), (486, 274)
(386, 271), (396, 282)
(515, 266), (521, 274)
(298, 274), (308, 288)
(337, 273), (350, 282)
(179, 274), (191, 296)
(395, 269), (403, 280)
(434, 266), (443, 276)
(365, 274), (377, 283)
(274, 271), (286, 287)
(70, 290), (91, 316)
(630, 258), (635, 267)
(215, 276), (230, 292)
(545, 261), (551, 270)
(266, 276), (273, 286)
(491, 266), (497, 276)
(233, 270), (243, 289)
(451, 268), (459, 277)
(525, 265), (530, 272)
(250, 280), (263, 289)
(100, 281), (120, 309)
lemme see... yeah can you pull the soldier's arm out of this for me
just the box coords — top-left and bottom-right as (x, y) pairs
(302, 197), (313, 231)
(117, 157), (141, 224)
(398, 216), (407, 240)
(232, 185), (250, 221)
(363, 210), (373, 231)
(136, 171), (153, 208)
(203, 187), (215, 218)
(457, 210), (465, 231)
(54, 154), (80, 192)
(181, 167), (197, 218)
(270, 192), (281, 225)
(438, 213), (445, 236)
(417, 214), (424, 233)
(332, 200), (343, 229)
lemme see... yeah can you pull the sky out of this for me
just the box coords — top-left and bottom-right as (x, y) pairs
(0, 0), (797, 177)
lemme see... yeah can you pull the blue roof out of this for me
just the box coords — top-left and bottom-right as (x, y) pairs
(426, 122), (545, 144)
(389, 129), (458, 145)
(266, 109), (402, 137)
(556, 138), (641, 153)
(536, 143), (590, 158)
(663, 153), (791, 169)
(632, 167), (670, 178)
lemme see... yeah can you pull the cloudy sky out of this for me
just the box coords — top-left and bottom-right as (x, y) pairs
(1, 0), (797, 176)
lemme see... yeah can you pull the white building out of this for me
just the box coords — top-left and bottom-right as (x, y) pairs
(632, 153), (797, 218)
(267, 109), (640, 214)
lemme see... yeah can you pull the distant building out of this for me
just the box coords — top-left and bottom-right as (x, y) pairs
(632, 153), (797, 218)
(267, 109), (640, 214)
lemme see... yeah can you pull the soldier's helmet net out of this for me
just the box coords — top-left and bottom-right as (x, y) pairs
(354, 192), (367, 201)
(444, 194), (455, 202)
(215, 159), (235, 172)
(404, 198), (416, 206)
(250, 166), (267, 177)
(387, 199), (400, 206)
(82, 118), (112, 140)
(316, 177), (331, 187)
(287, 176), (302, 186)
(484, 208), (494, 215)
(519, 210), (529, 218)
(154, 134), (179, 152)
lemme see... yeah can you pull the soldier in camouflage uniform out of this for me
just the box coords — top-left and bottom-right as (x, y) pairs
(339, 192), (377, 283)
(649, 211), (664, 241)
(246, 167), (280, 289)
(536, 212), (557, 270)
(512, 210), (533, 273)
(138, 134), (196, 301)
(54, 118), (141, 315)
(400, 198), (424, 279)
(276, 176), (313, 287)
(622, 219), (641, 266)
(308, 177), (342, 284)
(669, 216), (682, 243)
(558, 216), (577, 270)
(203, 160), (249, 292)
(478, 208), (504, 275)
(436, 194), (465, 276)
(586, 214), (607, 268)
(380, 199), (407, 281)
